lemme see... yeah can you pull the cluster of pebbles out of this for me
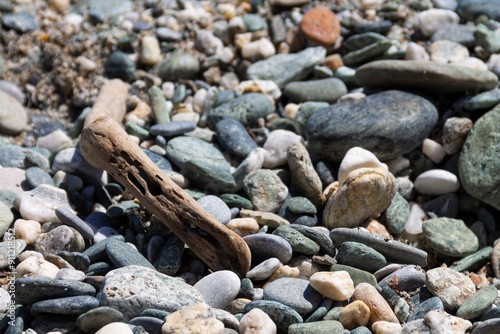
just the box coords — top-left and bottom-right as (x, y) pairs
(0, 0), (500, 333)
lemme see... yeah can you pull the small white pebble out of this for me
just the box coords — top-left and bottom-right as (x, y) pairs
(372, 320), (402, 334)
(422, 138), (447, 164)
(405, 42), (429, 61)
(414, 169), (460, 196)
(310, 271), (355, 301)
(405, 203), (426, 235)
(338, 147), (388, 185)
(386, 156), (410, 175)
(239, 308), (277, 334)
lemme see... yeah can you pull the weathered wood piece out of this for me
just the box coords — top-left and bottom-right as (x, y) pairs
(84, 79), (128, 127)
(80, 116), (251, 277)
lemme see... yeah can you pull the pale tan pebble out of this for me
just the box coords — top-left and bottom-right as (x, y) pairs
(218, 47), (235, 64)
(405, 42), (429, 61)
(75, 56), (96, 73)
(337, 92), (366, 102)
(141, 35), (162, 66)
(239, 209), (289, 229)
(217, 3), (236, 20)
(452, 57), (488, 71)
(175, 2), (210, 24)
(270, 0), (308, 6)
(266, 265), (300, 285)
(203, 67), (222, 85)
(424, 310), (472, 334)
(278, 42), (290, 54)
(354, 283), (399, 324)
(338, 147), (389, 185)
(263, 130), (304, 168)
(430, 40), (469, 63)
(310, 271), (354, 301)
(52, 171), (83, 191)
(128, 135), (141, 145)
(235, 33), (253, 51)
(226, 218), (260, 237)
(339, 300), (370, 330)
(426, 267), (475, 310)
(235, 80), (282, 101)
(312, 254), (336, 267)
(162, 82), (175, 100)
(242, 38), (276, 60)
(417, 9), (459, 37)
(239, 308), (277, 334)
(15, 256), (41, 278)
(162, 303), (224, 334)
(38, 259), (60, 278)
(50, 0), (69, 11)
(372, 321), (402, 334)
(139, 140), (155, 149)
(92, 203), (107, 213)
(386, 156), (410, 175)
(289, 256), (327, 279)
(284, 103), (300, 120)
(0, 288), (10, 313)
(321, 181), (339, 203)
(14, 219), (41, 245)
(96, 323), (133, 334)
(193, 88), (207, 111)
(422, 138), (446, 164)
(124, 101), (152, 123)
(18, 250), (43, 261)
(443, 117), (473, 155)
(322, 53), (343, 71)
(227, 298), (251, 314)
(36, 129), (72, 153)
(164, 171), (189, 188)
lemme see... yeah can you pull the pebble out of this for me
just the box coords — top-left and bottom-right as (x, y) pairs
(0, 90), (28, 135)
(355, 60), (498, 94)
(98, 266), (204, 321)
(354, 283), (399, 323)
(378, 265), (426, 292)
(215, 119), (257, 158)
(287, 144), (323, 207)
(105, 239), (155, 270)
(421, 139), (446, 164)
(96, 323), (133, 334)
(417, 9), (460, 37)
(471, 318), (500, 334)
(450, 246), (493, 272)
(272, 225), (319, 255)
(414, 169), (460, 196)
(244, 233), (292, 264)
(310, 271), (354, 301)
(337, 147), (388, 185)
(129, 316), (163, 333)
(299, 7), (340, 47)
(226, 218), (260, 237)
(338, 300), (370, 330)
(0, 200), (13, 238)
(150, 121), (197, 137)
(55, 207), (94, 240)
(155, 53), (199, 82)
(194, 270), (240, 309)
(457, 89), (500, 112)
(166, 136), (230, 171)
(408, 296), (444, 322)
(0, 145), (50, 171)
(429, 40), (469, 63)
(0, 167), (27, 194)
(288, 321), (344, 334)
(13, 219), (41, 245)
(382, 192), (410, 234)
(83, 234), (124, 263)
(456, 285), (498, 320)
(51, 148), (104, 184)
(372, 321), (402, 334)
(323, 167), (396, 229)
(34, 225), (85, 256)
(105, 51), (136, 83)
(243, 169), (288, 213)
(30, 295), (100, 315)
(421, 193), (459, 218)
(306, 90), (438, 161)
(1, 13), (38, 33)
(246, 257), (282, 281)
(241, 38), (276, 60)
(425, 310), (472, 333)
(140, 35), (161, 66)
(263, 129), (304, 169)
(459, 105), (500, 210)
(284, 78), (347, 104)
(232, 148), (267, 191)
(422, 218), (479, 258)
(0, 239), (26, 269)
(36, 129), (72, 153)
(337, 242), (387, 273)
(162, 303), (224, 333)
(197, 195), (232, 225)
(239, 308), (277, 334)
(288, 224), (335, 257)
(15, 276), (96, 304)
(263, 277), (322, 315)
(55, 268), (85, 281)
(240, 209), (289, 229)
(426, 267), (476, 310)
(244, 300), (303, 332)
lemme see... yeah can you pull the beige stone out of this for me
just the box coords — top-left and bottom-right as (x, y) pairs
(339, 300), (370, 330)
(226, 218), (260, 237)
(310, 271), (354, 301)
(239, 308), (277, 334)
(266, 265), (300, 285)
(141, 35), (162, 66)
(14, 219), (41, 245)
(424, 310), (472, 334)
(354, 283), (399, 324)
(162, 303), (224, 334)
(372, 321), (402, 334)
(337, 147), (388, 185)
(426, 268), (476, 310)
(239, 209), (289, 229)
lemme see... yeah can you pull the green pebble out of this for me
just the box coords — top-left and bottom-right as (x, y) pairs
(423, 218), (479, 258)
(456, 285), (498, 320)
(294, 102), (329, 136)
(382, 192), (410, 234)
(343, 39), (393, 66)
(182, 158), (236, 193)
(148, 86), (170, 124)
(289, 320), (344, 334)
(288, 197), (317, 215)
(336, 241), (387, 273)
(125, 122), (149, 140)
(184, 189), (206, 200)
(450, 246), (493, 272)
(243, 13), (267, 32)
(323, 307), (343, 321)
(219, 193), (253, 210)
(272, 225), (319, 255)
(268, 119), (296, 133)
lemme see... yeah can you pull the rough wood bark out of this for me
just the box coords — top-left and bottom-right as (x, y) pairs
(80, 116), (251, 277)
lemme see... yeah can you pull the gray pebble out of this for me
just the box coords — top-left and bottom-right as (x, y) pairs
(197, 195), (232, 225)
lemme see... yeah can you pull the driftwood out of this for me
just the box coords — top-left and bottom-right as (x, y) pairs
(80, 116), (251, 277)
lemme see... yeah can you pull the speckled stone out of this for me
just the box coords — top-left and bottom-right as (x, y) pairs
(459, 106), (500, 210)
(330, 264), (377, 288)
(355, 60), (498, 94)
(426, 267), (476, 310)
(15, 276), (96, 304)
(408, 296), (444, 322)
(215, 119), (258, 158)
(155, 53), (199, 81)
(247, 46), (326, 89)
(306, 90), (438, 161)
(289, 320), (344, 334)
(422, 218), (479, 258)
(166, 136), (230, 171)
(284, 78), (346, 104)
(31, 296), (100, 315)
(105, 51), (136, 82)
(272, 225), (319, 255)
(378, 265), (426, 292)
(105, 239), (155, 270)
(244, 300), (303, 332)
(244, 234), (293, 264)
(219, 194), (253, 210)
(379, 286), (410, 323)
(294, 102), (329, 137)
(183, 158), (236, 193)
(382, 192), (410, 234)
(243, 169), (288, 213)
(323, 168), (396, 229)
(336, 242), (386, 273)
(424, 310), (472, 334)
(288, 224), (335, 257)
(207, 93), (274, 130)
(450, 246), (493, 272)
(456, 285), (498, 320)
(34, 225), (85, 256)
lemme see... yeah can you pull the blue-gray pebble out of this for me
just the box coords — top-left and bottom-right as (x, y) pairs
(166, 136), (230, 171)
(105, 239), (155, 270)
(215, 119), (257, 158)
(263, 278), (322, 315)
(197, 195), (232, 225)
(244, 234), (293, 264)
(31, 296), (100, 315)
(15, 276), (96, 304)
(244, 300), (303, 332)
(150, 121), (197, 137)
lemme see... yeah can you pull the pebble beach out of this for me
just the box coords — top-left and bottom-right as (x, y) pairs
(0, 0), (500, 333)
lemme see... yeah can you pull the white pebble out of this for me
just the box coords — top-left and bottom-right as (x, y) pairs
(488, 54), (500, 76)
(18, 250), (43, 262)
(405, 42), (429, 61)
(422, 139), (446, 164)
(239, 308), (277, 334)
(338, 92), (366, 102)
(193, 88), (207, 111)
(64, 13), (83, 27)
(140, 35), (162, 66)
(433, 0), (458, 10)
(310, 271), (354, 301)
(55, 268), (86, 281)
(195, 30), (223, 56)
(162, 82), (175, 100)
(253, 288), (264, 300)
(0, 288), (10, 313)
(414, 169), (460, 196)
(38, 259), (60, 279)
(235, 32), (253, 51)
(218, 47), (235, 64)
(96, 323), (133, 334)
(235, 80), (282, 100)
(263, 130), (304, 168)
(338, 147), (388, 185)
(404, 203), (426, 235)
(14, 219), (41, 245)
(452, 57), (488, 71)
(16, 256), (41, 278)
(242, 38), (276, 60)
(36, 129), (72, 153)
(75, 56), (96, 73)
(418, 9), (459, 37)
(430, 40), (469, 63)
(386, 156), (410, 175)
(226, 218), (260, 237)
(372, 321), (402, 334)
(94, 226), (120, 244)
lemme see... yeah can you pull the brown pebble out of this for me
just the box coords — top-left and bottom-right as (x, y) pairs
(353, 283), (399, 324)
(300, 7), (341, 47)
(339, 300), (371, 330)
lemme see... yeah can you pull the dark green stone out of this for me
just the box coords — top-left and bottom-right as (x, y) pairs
(76, 307), (125, 333)
(166, 136), (230, 171)
(323, 307), (343, 321)
(287, 197), (317, 215)
(336, 241), (387, 273)
(456, 285), (498, 320)
(219, 193), (253, 210)
(182, 158), (236, 193)
(382, 192), (410, 234)
(294, 102), (329, 137)
(343, 39), (393, 66)
(31, 296), (99, 315)
(289, 320), (344, 334)
(272, 225), (319, 255)
(422, 218), (479, 258)
(450, 246), (493, 272)
(105, 51), (136, 82)
(155, 53), (199, 81)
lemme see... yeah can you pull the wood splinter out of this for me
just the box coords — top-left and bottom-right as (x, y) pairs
(80, 116), (251, 277)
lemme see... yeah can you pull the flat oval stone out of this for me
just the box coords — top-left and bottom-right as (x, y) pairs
(15, 276), (96, 304)
(129, 316), (163, 333)
(284, 78), (346, 104)
(244, 234), (293, 264)
(244, 300), (303, 332)
(300, 7), (340, 47)
(422, 218), (479, 258)
(25, 167), (55, 189)
(246, 258), (282, 281)
(289, 320), (344, 334)
(1, 13), (38, 33)
(456, 285), (498, 320)
(76, 307), (125, 333)
(56, 207), (94, 240)
(354, 283), (398, 324)
(336, 242), (386, 273)
(150, 120), (196, 137)
(306, 90), (438, 161)
(378, 265), (426, 292)
(459, 106), (500, 210)
(166, 136), (230, 171)
(197, 195), (232, 225)
(206, 93), (274, 130)
(0, 90), (27, 135)
(355, 60), (498, 94)
(426, 267), (475, 310)
(273, 225), (319, 255)
(264, 278), (322, 315)
(215, 119), (257, 158)
(194, 270), (240, 309)
(31, 296), (100, 315)
(243, 169), (288, 213)
(414, 169), (460, 196)
(183, 159), (236, 193)
(105, 239), (155, 270)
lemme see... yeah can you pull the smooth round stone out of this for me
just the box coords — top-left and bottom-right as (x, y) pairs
(244, 234), (293, 264)
(129, 316), (163, 334)
(284, 78), (346, 104)
(351, 327), (372, 334)
(263, 129), (304, 169)
(149, 121), (196, 137)
(142, 149), (172, 172)
(219, 193), (253, 210)
(76, 307), (124, 333)
(336, 242), (387, 273)
(196, 195), (231, 225)
(243, 169), (288, 213)
(246, 257), (282, 281)
(13, 219), (40, 245)
(227, 218), (260, 237)
(289, 320), (344, 334)
(182, 158), (236, 193)
(155, 53), (199, 81)
(98, 266), (204, 321)
(456, 285), (498, 320)
(207, 93), (274, 130)
(166, 136), (229, 171)
(430, 40), (469, 63)
(96, 323), (133, 334)
(140, 35), (161, 65)
(194, 270), (240, 309)
(472, 319), (500, 334)
(245, 300), (302, 332)
(422, 218), (479, 258)
(105, 51), (136, 82)
(337, 147), (388, 185)
(431, 24), (476, 47)
(323, 168), (396, 229)
(305, 298), (333, 323)
(243, 13), (267, 31)
(1, 13), (38, 33)
(239, 308), (277, 334)
(154, 236), (183, 275)
(287, 144), (323, 207)
(215, 119), (257, 158)
(246, 46), (326, 89)
(87, 262), (115, 276)
(34, 225), (85, 256)
(55, 207), (94, 240)
(0, 171), (27, 197)
(0, 90), (27, 135)
(324, 306), (343, 321)
(426, 267), (475, 310)
(263, 278), (322, 315)
(15, 276), (96, 304)
(300, 7), (340, 47)
(330, 264), (377, 288)
(55, 268), (85, 281)
(382, 192), (410, 234)
(155, 27), (182, 41)
(355, 60), (498, 94)
(414, 169), (460, 196)
(0, 145), (50, 171)
(459, 106), (500, 210)
(408, 296), (444, 322)
(105, 239), (155, 270)
(288, 224), (335, 257)
(272, 225), (319, 255)
(310, 271), (354, 301)
(457, 88), (500, 112)
(31, 296), (99, 315)
(306, 90), (438, 162)
(378, 265), (426, 291)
